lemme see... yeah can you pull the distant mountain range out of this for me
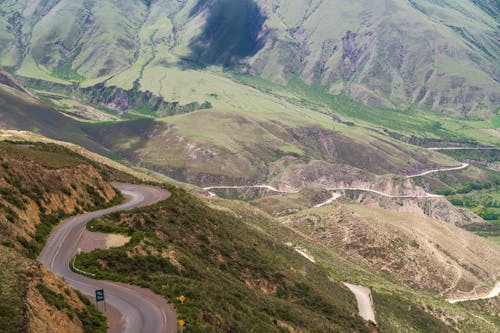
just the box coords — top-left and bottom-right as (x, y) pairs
(0, 0), (498, 117)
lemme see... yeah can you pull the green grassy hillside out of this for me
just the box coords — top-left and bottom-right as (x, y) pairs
(0, 82), (110, 155)
(75, 186), (500, 332)
(76, 186), (376, 333)
(1, 0), (498, 116)
(2, 68), (496, 192)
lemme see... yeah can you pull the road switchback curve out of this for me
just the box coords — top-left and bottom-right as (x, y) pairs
(39, 183), (176, 333)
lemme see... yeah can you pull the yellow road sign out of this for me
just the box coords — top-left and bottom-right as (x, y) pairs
(178, 319), (185, 327)
(177, 295), (186, 304)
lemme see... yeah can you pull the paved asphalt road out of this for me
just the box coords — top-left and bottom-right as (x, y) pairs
(343, 283), (377, 324)
(39, 183), (176, 333)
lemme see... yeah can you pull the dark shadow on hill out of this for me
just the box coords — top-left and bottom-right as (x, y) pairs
(0, 85), (109, 156)
(80, 118), (159, 163)
(189, 0), (267, 67)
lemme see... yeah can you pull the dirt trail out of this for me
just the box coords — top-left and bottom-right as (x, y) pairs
(447, 282), (500, 304)
(205, 185), (442, 199)
(326, 187), (442, 198)
(314, 192), (342, 207)
(205, 148), (476, 199)
(204, 184), (298, 195)
(407, 163), (469, 178)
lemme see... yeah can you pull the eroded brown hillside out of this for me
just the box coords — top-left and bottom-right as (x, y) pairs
(282, 204), (500, 298)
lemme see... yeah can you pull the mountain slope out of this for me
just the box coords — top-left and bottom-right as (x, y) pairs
(75, 186), (378, 333)
(282, 203), (500, 296)
(0, 140), (132, 333)
(202, 196), (500, 332)
(0, 0), (498, 116)
(0, 75), (110, 155)
(259, 0), (499, 116)
(0, 70), (466, 190)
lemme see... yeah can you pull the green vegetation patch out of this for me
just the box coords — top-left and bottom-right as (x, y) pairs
(36, 284), (72, 311)
(75, 291), (108, 333)
(373, 291), (457, 333)
(52, 61), (85, 82)
(0, 246), (28, 333)
(20, 211), (64, 259)
(463, 223), (500, 245)
(438, 149), (499, 163)
(417, 166), (500, 226)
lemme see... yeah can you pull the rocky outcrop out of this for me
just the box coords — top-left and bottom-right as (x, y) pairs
(271, 159), (428, 196)
(16, 76), (210, 117)
(345, 191), (484, 226)
(79, 81), (211, 116)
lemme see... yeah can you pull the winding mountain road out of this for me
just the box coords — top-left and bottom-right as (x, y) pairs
(447, 282), (500, 304)
(39, 183), (176, 333)
(406, 163), (469, 178)
(204, 162), (470, 200)
(314, 192), (342, 207)
(204, 184), (298, 197)
(326, 187), (443, 198)
(428, 147), (498, 151)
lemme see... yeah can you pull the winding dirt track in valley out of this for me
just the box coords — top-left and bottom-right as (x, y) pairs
(428, 147), (498, 151)
(204, 185), (442, 199)
(326, 187), (443, 198)
(204, 184), (298, 195)
(204, 153), (492, 319)
(204, 161), (472, 200)
(39, 183), (176, 333)
(447, 282), (500, 304)
(406, 163), (469, 178)
(314, 192), (342, 208)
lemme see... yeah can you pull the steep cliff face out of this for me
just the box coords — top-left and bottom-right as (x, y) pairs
(79, 82), (210, 116)
(16, 76), (209, 116)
